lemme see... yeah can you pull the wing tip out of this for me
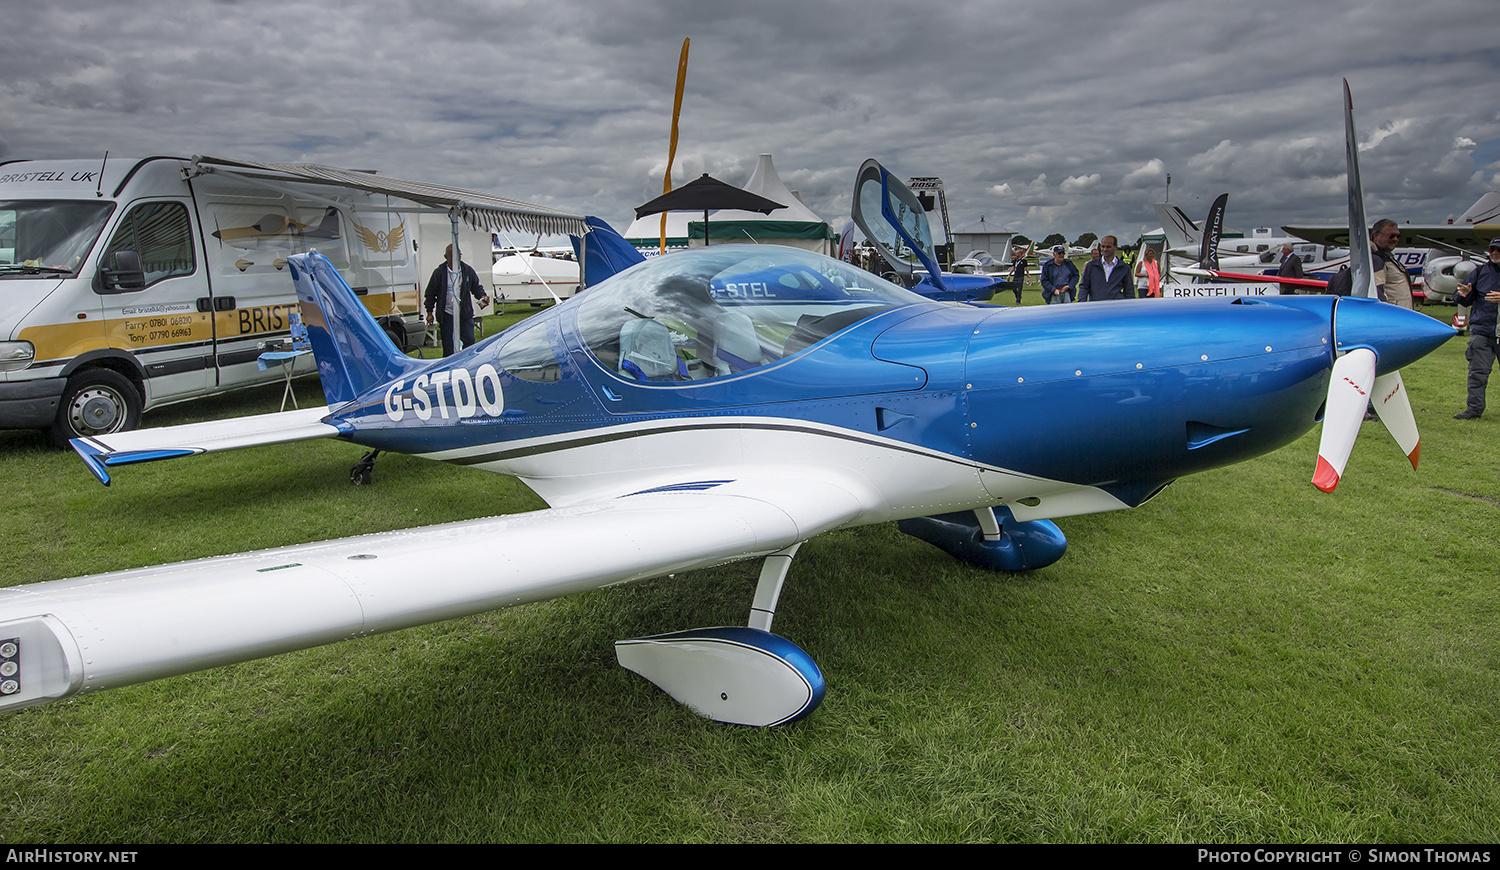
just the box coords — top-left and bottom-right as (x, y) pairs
(70, 438), (112, 487)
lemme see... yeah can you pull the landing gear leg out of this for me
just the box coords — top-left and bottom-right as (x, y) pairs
(350, 450), (381, 485)
(615, 543), (825, 726)
(749, 542), (801, 631)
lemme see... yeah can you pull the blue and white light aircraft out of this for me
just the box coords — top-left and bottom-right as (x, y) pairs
(0, 85), (1457, 727)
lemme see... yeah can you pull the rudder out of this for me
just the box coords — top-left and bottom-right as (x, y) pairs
(570, 216), (646, 287)
(287, 251), (421, 407)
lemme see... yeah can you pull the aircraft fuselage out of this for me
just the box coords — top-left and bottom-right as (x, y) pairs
(325, 293), (1390, 525)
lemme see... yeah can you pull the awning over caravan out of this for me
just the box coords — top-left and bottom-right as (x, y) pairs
(189, 155), (587, 238)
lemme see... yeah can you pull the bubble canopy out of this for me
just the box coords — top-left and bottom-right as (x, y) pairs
(573, 245), (928, 383)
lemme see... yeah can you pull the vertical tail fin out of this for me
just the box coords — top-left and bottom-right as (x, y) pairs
(287, 251), (421, 407)
(308, 206), (342, 240)
(1457, 191), (1500, 226)
(570, 216), (646, 286)
(1153, 203), (1200, 249)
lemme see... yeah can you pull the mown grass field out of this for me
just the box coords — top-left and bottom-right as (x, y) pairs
(0, 302), (1494, 843)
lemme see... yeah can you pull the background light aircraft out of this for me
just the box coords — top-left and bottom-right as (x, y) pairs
(1152, 198), (1354, 285)
(1154, 200), (1343, 265)
(490, 249), (581, 306)
(0, 89), (1457, 729)
(1283, 191), (1500, 254)
(1285, 192), (1500, 304)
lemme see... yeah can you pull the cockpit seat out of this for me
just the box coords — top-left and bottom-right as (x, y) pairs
(713, 311), (764, 375)
(619, 318), (686, 381)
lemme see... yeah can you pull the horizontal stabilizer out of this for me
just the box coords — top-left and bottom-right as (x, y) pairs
(71, 406), (340, 485)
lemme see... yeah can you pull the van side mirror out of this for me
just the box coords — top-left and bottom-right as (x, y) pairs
(99, 250), (146, 293)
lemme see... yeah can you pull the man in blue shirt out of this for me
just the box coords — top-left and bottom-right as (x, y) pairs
(1078, 235), (1135, 301)
(1039, 245), (1078, 304)
(1452, 238), (1500, 419)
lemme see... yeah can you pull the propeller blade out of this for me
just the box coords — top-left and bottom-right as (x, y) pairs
(1371, 370), (1420, 469)
(1314, 347), (1377, 492)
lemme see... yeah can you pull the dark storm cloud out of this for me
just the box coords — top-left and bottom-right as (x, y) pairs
(3, 0), (1496, 242)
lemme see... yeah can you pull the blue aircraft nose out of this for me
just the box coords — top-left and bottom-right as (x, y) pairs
(1334, 297), (1458, 374)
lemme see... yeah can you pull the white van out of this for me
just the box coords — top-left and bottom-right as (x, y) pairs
(0, 156), (424, 445)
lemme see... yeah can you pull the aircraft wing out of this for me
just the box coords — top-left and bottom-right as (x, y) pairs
(71, 405), (341, 485)
(0, 475), (866, 711)
(1282, 223), (1498, 253)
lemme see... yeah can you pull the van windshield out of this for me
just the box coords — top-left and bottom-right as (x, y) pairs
(0, 201), (116, 278)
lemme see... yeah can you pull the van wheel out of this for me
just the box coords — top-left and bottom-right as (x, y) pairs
(50, 370), (142, 448)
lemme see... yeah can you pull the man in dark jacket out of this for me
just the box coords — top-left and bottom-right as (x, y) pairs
(1077, 235), (1135, 301)
(1452, 238), (1500, 419)
(1008, 251), (1027, 304)
(1276, 243), (1304, 295)
(1039, 245), (1078, 304)
(424, 245), (489, 357)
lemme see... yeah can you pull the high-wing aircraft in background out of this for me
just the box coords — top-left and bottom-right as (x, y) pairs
(0, 84), (1457, 728)
(1152, 193), (1456, 295)
(1153, 199), (1351, 282)
(1282, 191), (1500, 255)
(1285, 191), (1500, 303)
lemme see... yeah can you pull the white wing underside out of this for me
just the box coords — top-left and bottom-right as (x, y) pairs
(0, 476), (864, 709)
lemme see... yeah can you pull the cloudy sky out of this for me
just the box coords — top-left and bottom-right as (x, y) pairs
(3, 0), (1497, 245)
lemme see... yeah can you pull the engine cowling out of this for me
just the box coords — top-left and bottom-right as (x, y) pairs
(1421, 256), (1477, 304)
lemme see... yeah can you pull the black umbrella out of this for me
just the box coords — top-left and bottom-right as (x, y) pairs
(635, 173), (784, 246)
